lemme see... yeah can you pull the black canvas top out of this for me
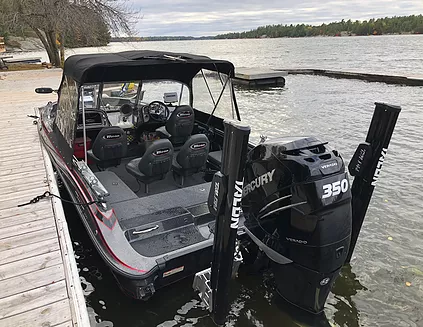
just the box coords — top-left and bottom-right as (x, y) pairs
(63, 50), (235, 84)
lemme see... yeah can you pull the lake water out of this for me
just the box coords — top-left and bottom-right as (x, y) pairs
(55, 35), (423, 327)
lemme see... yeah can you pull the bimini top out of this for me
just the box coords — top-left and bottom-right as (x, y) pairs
(63, 50), (235, 84)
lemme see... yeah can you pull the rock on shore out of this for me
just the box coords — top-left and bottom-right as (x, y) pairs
(5, 36), (44, 52)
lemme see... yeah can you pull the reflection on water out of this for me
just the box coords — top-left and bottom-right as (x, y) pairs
(328, 265), (368, 327)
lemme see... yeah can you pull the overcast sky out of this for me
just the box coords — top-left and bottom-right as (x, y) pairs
(130, 0), (423, 36)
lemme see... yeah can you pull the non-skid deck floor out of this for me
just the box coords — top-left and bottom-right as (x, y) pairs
(0, 69), (88, 327)
(92, 155), (208, 199)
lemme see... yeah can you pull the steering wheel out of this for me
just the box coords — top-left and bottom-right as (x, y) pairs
(147, 101), (170, 122)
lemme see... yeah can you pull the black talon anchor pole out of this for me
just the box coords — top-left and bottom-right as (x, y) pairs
(346, 102), (401, 263)
(208, 119), (250, 326)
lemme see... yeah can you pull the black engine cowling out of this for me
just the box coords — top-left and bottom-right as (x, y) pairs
(242, 136), (352, 314)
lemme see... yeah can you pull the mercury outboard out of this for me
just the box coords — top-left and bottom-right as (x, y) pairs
(242, 136), (352, 314)
(193, 102), (401, 325)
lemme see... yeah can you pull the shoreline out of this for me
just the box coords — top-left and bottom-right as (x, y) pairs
(4, 33), (422, 53)
(110, 32), (422, 42)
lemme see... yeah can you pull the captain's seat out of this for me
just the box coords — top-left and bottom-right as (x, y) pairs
(87, 126), (127, 169)
(126, 139), (174, 193)
(172, 134), (209, 186)
(156, 105), (195, 146)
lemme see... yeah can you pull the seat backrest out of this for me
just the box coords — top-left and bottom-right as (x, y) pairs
(176, 134), (209, 169)
(138, 139), (174, 177)
(91, 126), (127, 161)
(165, 105), (195, 137)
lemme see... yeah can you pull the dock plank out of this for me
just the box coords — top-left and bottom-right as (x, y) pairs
(0, 227), (56, 252)
(0, 163), (46, 177)
(0, 237), (59, 265)
(0, 152), (44, 162)
(0, 146), (44, 156)
(0, 299), (71, 327)
(0, 138), (41, 147)
(0, 201), (51, 219)
(0, 264), (65, 299)
(0, 186), (49, 208)
(0, 279), (68, 319)
(0, 250), (62, 280)
(0, 167), (46, 178)
(0, 180), (48, 194)
(0, 226), (57, 251)
(0, 158), (44, 169)
(0, 186), (49, 202)
(0, 207), (52, 227)
(0, 217), (55, 240)
(0, 170), (46, 184)
(0, 156), (46, 168)
(0, 136), (40, 144)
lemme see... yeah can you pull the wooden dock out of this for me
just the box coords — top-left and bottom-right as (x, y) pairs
(0, 69), (89, 327)
(234, 67), (287, 87)
(276, 68), (423, 86)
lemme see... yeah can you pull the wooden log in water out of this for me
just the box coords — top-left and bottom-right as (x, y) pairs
(276, 68), (423, 86)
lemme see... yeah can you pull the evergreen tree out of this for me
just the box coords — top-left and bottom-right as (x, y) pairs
(215, 15), (423, 39)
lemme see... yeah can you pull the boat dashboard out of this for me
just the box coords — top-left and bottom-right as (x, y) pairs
(77, 101), (180, 131)
(75, 100), (195, 155)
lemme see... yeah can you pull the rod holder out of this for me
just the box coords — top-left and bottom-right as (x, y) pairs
(346, 102), (401, 262)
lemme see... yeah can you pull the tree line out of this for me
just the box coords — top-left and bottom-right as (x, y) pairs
(215, 15), (423, 39)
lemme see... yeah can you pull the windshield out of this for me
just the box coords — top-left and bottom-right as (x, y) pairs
(192, 70), (239, 121)
(100, 82), (140, 111)
(79, 80), (190, 112)
(140, 81), (190, 106)
(78, 74), (239, 123)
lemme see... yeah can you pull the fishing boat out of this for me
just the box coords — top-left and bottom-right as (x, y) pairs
(35, 50), (400, 323)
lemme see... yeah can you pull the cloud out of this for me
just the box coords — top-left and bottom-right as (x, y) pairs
(129, 0), (423, 36)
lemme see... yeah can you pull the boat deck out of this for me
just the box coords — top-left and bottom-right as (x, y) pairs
(0, 69), (89, 327)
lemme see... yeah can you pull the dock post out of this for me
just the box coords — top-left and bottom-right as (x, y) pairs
(346, 102), (401, 262)
(209, 120), (250, 326)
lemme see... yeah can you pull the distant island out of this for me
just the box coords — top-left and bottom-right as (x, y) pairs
(215, 14), (423, 39)
(110, 14), (423, 42)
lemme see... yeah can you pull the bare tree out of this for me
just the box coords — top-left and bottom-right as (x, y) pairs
(0, 0), (137, 67)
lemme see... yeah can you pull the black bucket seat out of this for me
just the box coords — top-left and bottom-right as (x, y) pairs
(156, 105), (195, 146)
(126, 139), (174, 193)
(87, 126), (127, 169)
(172, 134), (209, 185)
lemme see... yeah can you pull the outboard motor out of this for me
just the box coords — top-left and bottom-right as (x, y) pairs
(242, 136), (352, 314)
